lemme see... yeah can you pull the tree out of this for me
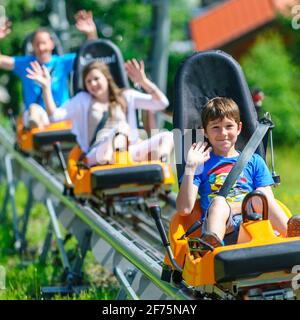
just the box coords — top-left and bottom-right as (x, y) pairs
(0, 0), (48, 115)
(0, 0), (196, 115)
(241, 31), (300, 145)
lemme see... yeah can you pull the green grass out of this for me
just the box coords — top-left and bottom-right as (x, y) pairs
(269, 146), (300, 214)
(0, 183), (118, 300)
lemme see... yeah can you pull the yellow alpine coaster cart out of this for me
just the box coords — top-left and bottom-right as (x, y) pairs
(15, 31), (76, 161)
(58, 39), (176, 217)
(16, 116), (76, 158)
(154, 50), (300, 300)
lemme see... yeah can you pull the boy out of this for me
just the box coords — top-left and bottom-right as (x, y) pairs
(0, 10), (97, 128)
(176, 97), (300, 248)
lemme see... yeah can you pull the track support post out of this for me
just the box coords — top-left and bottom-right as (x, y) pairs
(4, 154), (21, 251)
(41, 198), (89, 297)
(114, 267), (139, 300)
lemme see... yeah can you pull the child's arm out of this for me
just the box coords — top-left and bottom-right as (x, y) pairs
(124, 59), (168, 104)
(254, 186), (288, 236)
(74, 10), (98, 40)
(176, 142), (211, 216)
(176, 170), (199, 216)
(26, 61), (57, 116)
(0, 19), (14, 71)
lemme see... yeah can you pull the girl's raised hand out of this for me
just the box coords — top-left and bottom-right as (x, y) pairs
(124, 59), (147, 86)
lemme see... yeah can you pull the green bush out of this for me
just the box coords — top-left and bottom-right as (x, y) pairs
(241, 31), (300, 145)
(0, 0), (45, 115)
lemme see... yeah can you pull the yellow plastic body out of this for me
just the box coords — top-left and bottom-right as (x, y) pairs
(166, 200), (296, 287)
(67, 145), (175, 196)
(16, 115), (73, 152)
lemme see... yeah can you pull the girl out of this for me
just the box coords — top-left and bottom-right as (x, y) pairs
(26, 59), (173, 166)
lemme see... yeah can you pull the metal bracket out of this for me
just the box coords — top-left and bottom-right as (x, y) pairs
(114, 267), (139, 300)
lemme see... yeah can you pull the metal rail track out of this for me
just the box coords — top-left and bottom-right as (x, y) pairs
(0, 125), (191, 300)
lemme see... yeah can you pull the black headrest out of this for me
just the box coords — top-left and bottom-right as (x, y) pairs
(22, 31), (64, 56)
(173, 50), (265, 179)
(72, 39), (129, 95)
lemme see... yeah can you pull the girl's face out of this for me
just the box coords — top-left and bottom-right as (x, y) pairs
(84, 68), (109, 100)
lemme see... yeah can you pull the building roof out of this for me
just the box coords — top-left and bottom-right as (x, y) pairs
(190, 0), (298, 50)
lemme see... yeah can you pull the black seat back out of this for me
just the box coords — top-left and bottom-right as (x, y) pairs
(72, 39), (129, 95)
(22, 31), (64, 56)
(173, 50), (265, 180)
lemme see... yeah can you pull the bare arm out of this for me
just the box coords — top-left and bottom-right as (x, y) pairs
(124, 59), (166, 102)
(0, 19), (14, 70)
(176, 142), (212, 216)
(26, 61), (57, 116)
(0, 54), (14, 70)
(74, 10), (98, 40)
(255, 186), (288, 235)
(176, 171), (199, 216)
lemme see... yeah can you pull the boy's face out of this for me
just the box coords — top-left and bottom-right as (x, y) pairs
(205, 117), (242, 156)
(32, 31), (55, 64)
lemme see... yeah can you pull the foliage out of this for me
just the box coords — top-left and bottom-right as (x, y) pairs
(0, 0), (194, 114)
(167, 51), (191, 112)
(0, 0), (47, 115)
(0, 183), (118, 300)
(241, 31), (300, 145)
(270, 146), (300, 214)
(67, 0), (151, 61)
(275, 13), (300, 66)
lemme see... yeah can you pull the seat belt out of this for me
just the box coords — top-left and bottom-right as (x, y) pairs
(78, 111), (109, 163)
(88, 111), (109, 148)
(218, 118), (273, 197)
(179, 117), (274, 239)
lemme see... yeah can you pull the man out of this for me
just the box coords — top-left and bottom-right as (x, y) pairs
(0, 10), (98, 128)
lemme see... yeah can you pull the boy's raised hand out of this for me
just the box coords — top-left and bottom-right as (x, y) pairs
(0, 19), (11, 39)
(26, 61), (51, 89)
(186, 141), (211, 173)
(75, 10), (97, 39)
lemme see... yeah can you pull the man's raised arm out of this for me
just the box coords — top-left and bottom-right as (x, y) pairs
(0, 19), (14, 71)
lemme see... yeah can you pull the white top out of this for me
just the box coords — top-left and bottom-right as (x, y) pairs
(50, 89), (169, 153)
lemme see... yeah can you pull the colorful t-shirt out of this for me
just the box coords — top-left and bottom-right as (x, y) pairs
(12, 53), (75, 110)
(189, 152), (274, 219)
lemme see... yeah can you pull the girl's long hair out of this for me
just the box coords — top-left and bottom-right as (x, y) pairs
(82, 61), (127, 114)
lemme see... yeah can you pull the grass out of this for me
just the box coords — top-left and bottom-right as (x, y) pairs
(0, 183), (118, 300)
(268, 146), (300, 214)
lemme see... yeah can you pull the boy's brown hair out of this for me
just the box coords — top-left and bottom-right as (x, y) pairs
(32, 28), (53, 43)
(201, 97), (240, 129)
